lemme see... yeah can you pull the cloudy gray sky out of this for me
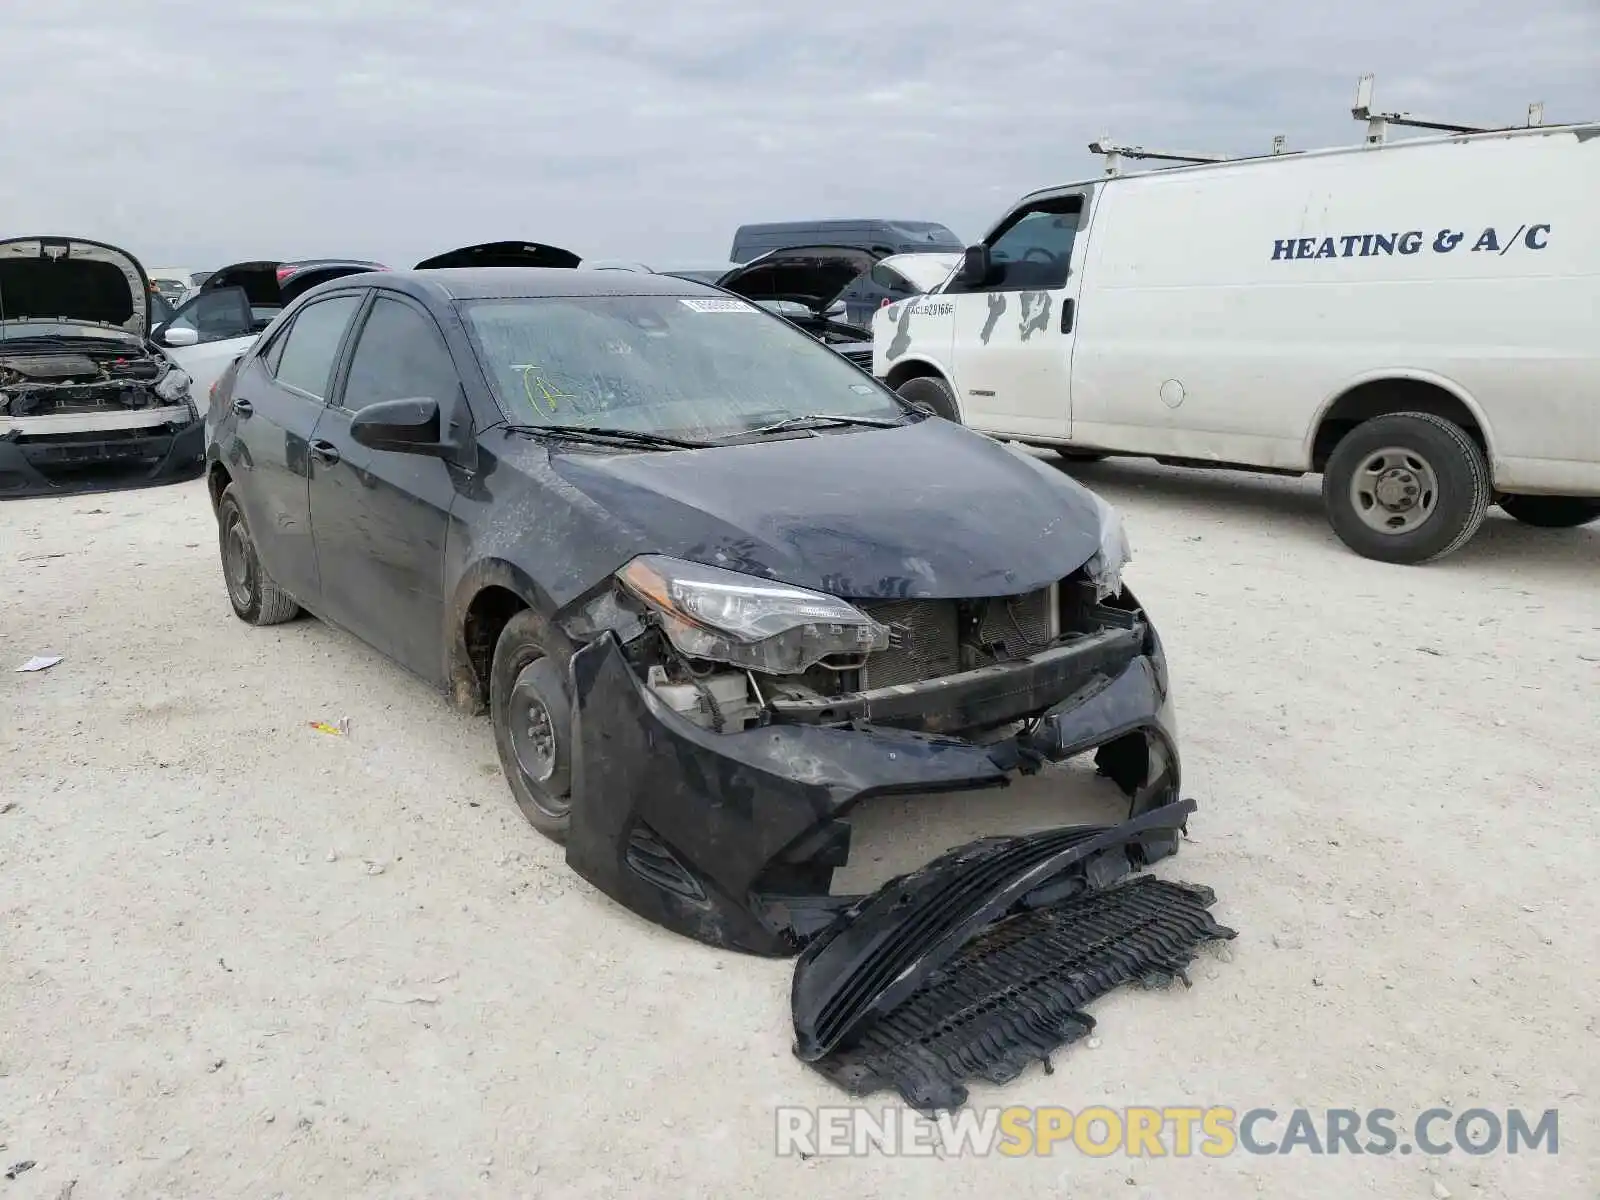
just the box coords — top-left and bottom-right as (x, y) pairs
(3, 0), (1596, 270)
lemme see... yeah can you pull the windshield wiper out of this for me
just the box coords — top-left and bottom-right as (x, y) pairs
(503, 424), (713, 450)
(729, 413), (906, 439)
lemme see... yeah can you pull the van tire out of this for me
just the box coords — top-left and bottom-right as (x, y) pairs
(1498, 494), (1600, 529)
(896, 375), (961, 423)
(1321, 412), (1490, 564)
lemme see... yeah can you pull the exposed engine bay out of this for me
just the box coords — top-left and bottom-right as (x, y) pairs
(0, 340), (201, 495)
(0, 344), (193, 419)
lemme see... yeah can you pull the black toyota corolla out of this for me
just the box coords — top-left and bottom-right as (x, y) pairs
(205, 267), (1180, 954)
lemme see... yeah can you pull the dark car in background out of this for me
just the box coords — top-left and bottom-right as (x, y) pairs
(204, 264), (1175, 955)
(729, 220), (964, 324)
(1, 236), (201, 496)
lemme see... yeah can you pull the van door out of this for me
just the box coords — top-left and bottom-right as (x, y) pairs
(944, 194), (1088, 439)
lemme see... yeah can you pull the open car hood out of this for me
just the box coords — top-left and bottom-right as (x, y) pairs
(414, 241), (581, 270)
(200, 259), (389, 309)
(0, 236), (151, 337)
(715, 245), (883, 316)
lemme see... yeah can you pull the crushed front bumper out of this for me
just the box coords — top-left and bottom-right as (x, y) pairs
(0, 413), (204, 498)
(565, 607), (1182, 955)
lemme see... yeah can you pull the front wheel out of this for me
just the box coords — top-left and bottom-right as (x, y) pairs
(490, 609), (577, 843)
(1498, 494), (1600, 529)
(1321, 412), (1490, 564)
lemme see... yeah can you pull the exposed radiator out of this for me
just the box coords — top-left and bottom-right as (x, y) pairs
(858, 587), (1056, 689)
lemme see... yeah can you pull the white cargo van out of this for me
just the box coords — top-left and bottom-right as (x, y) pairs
(872, 89), (1600, 563)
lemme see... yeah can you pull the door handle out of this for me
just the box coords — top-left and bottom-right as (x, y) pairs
(1060, 298), (1076, 334)
(232, 398), (253, 418)
(309, 439), (341, 466)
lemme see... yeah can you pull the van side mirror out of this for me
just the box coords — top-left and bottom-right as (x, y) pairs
(957, 245), (992, 287)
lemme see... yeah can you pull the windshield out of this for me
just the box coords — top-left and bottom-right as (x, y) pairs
(460, 294), (905, 440)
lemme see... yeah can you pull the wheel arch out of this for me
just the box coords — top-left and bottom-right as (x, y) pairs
(882, 356), (951, 392)
(1306, 370), (1497, 474)
(448, 560), (558, 714)
(206, 459), (233, 513)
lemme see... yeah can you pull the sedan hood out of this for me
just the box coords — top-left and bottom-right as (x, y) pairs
(0, 236), (151, 337)
(548, 418), (1104, 600)
(716, 245), (882, 317)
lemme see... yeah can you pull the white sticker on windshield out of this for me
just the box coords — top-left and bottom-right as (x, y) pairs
(678, 297), (757, 314)
(850, 384), (875, 394)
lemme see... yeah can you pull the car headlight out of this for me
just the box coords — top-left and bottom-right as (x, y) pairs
(617, 554), (890, 675)
(1086, 494), (1132, 601)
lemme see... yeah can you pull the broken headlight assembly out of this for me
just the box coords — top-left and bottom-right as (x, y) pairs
(617, 554), (890, 675)
(1085, 494), (1131, 601)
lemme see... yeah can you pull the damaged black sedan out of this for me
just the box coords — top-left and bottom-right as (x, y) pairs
(2, 237), (200, 496)
(206, 267), (1179, 954)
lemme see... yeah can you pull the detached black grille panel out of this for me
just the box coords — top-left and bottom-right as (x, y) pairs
(808, 877), (1234, 1112)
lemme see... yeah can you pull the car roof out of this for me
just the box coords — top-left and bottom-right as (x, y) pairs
(369, 267), (721, 301)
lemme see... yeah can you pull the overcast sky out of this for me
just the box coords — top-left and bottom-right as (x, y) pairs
(3, 0), (1596, 271)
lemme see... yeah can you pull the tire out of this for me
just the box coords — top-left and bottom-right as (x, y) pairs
(1321, 412), (1490, 564)
(895, 375), (961, 423)
(489, 608), (577, 844)
(1056, 449), (1108, 463)
(216, 485), (301, 625)
(1498, 494), (1600, 529)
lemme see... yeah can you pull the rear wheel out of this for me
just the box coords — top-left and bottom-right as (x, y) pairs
(490, 609), (577, 843)
(895, 375), (961, 423)
(1321, 412), (1490, 564)
(1498, 494), (1600, 529)
(217, 485), (301, 625)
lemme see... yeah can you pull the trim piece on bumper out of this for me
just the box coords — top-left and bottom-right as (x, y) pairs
(3, 404), (194, 435)
(565, 630), (1183, 955)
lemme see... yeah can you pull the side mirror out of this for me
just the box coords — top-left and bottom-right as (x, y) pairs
(349, 397), (444, 455)
(957, 245), (992, 287)
(160, 326), (199, 347)
(823, 298), (847, 319)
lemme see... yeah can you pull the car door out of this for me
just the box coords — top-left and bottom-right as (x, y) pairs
(307, 292), (470, 683)
(222, 292), (365, 607)
(156, 286), (262, 414)
(944, 193), (1089, 439)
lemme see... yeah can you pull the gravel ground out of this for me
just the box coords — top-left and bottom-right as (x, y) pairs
(1, 463), (1596, 1199)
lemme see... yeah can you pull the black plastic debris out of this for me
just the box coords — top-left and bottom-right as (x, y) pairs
(801, 875), (1235, 1112)
(792, 799), (1196, 1061)
(4, 1160), (36, 1180)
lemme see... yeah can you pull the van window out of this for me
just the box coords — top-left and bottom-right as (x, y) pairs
(952, 197), (1083, 293)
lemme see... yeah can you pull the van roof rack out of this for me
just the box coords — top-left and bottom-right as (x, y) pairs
(1352, 73), (1545, 144)
(1087, 135), (1294, 178)
(1090, 75), (1551, 175)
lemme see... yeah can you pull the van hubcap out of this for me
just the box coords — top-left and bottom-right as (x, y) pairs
(1351, 447), (1438, 534)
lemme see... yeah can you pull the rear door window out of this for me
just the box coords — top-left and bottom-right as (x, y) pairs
(272, 295), (362, 399)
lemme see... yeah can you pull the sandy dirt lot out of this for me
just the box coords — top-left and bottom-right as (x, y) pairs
(2, 462), (1596, 1199)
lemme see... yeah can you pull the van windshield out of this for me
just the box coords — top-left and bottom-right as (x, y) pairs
(460, 294), (906, 441)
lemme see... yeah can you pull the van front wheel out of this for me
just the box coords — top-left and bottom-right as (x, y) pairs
(1322, 412), (1490, 564)
(1498, 494), (1600, 528)
(895, 375), (961, 424)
